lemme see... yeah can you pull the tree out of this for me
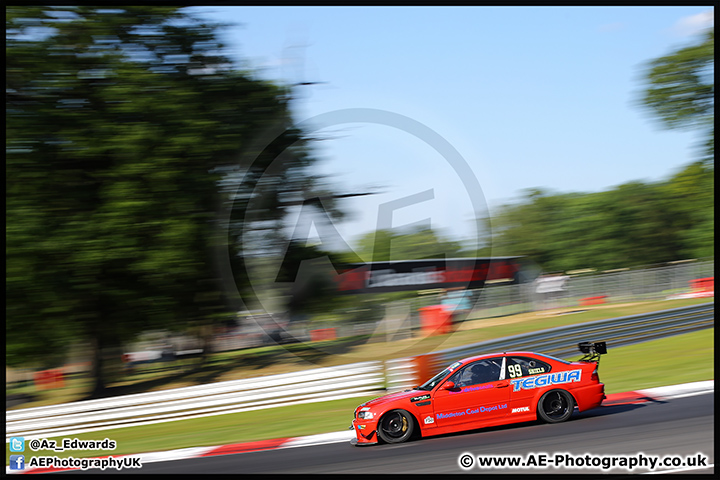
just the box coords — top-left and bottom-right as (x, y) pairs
(354, 227), (465, 263)
(6, 7), (327, 396)
(484, 175), (713, 274)
(639, 28), (714, 164)
(660, 161), (714, 259)
(487, 189), (578, 271)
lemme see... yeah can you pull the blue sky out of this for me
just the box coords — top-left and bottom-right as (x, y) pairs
(190, 6), (714, 249)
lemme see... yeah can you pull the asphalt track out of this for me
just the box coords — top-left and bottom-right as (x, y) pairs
(60, 391), (714, 475)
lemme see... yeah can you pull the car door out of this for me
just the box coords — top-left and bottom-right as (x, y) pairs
(431, 357), (510, 428)
(505, 355), (553, 414)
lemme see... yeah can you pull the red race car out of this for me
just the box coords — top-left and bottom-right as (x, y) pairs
(351, 342), (606, 445)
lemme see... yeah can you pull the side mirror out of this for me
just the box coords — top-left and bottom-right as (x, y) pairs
(442, 381), (456, 390)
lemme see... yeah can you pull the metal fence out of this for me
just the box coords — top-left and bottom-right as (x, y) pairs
(212, 259), (713, 347)
(467, 258), (714, 319)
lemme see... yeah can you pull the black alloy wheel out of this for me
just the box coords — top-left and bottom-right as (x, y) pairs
(377, 409), (414, 444)
(537, 389), (574, 423)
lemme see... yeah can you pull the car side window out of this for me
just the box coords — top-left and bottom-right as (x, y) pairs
(449, 358), (503, 388)
(506, 356), (551, 379)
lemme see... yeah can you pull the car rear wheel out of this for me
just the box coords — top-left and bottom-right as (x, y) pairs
(537, 389), (574, 423)
(377, 409), (414, 444)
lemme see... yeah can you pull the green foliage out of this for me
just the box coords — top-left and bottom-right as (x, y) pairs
(639, 28), (714, 164)
(660, 161), (714, 259)
(353, 227), (465, 263)
(5, 7), (326, 393)
(487, 162), (714, 272)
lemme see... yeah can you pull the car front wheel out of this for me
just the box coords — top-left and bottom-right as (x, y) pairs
(537, 389), (574, 423)
(377, 409), (414, 444)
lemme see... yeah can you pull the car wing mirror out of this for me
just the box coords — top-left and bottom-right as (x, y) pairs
(442, 381), (456, 390)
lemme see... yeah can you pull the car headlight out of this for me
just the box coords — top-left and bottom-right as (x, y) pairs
(357, 410), (374, 420)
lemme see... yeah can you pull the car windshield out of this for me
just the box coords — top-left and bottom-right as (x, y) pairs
(416, 368), (451, 391)
(416, 360), (464, 390)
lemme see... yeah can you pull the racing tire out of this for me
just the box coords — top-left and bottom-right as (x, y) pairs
(537, 389), (574, 423)
(377, 409), (414, 444)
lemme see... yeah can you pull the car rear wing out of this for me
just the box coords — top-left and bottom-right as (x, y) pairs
(578, 341), (606, 363)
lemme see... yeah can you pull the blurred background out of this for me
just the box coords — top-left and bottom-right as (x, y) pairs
(6, 7), (713, 407)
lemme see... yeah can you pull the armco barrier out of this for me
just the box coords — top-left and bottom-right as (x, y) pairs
(6, 361), (385, 441)
(384, 357), (417, 392)
(5, 302), (713, 442)
(417, 302), (714, 383)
